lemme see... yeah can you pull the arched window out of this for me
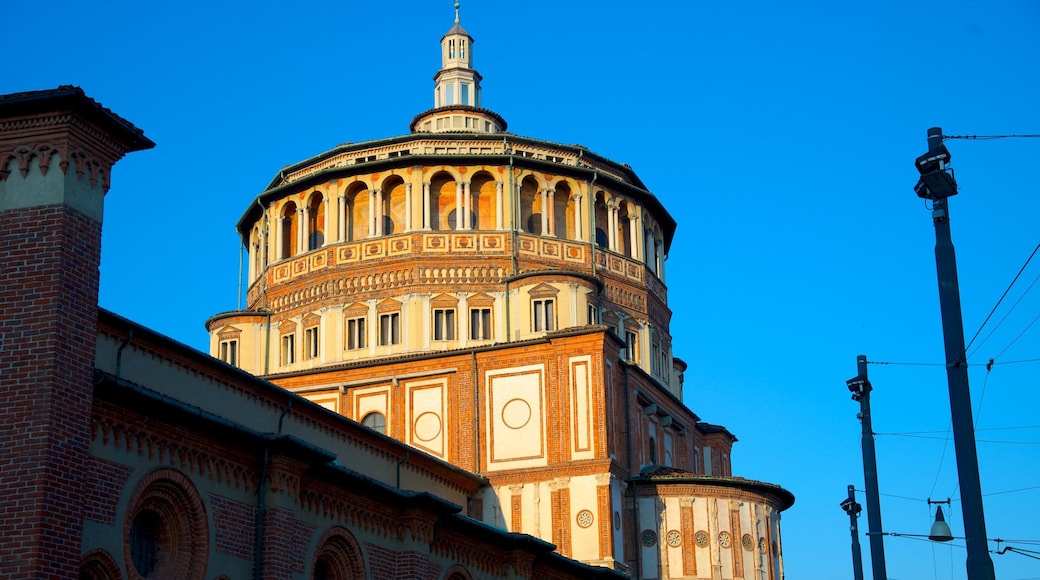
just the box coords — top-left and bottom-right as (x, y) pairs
(471, 173), (497, 230)
(311, 527), (365, 580)
(347, 184), (369, 241)
(281, 202), (298, 259)
(308, 193), (324, 250)
(594, 193), (609, 249)
(79, 549), (121, 580)
(361, 412), (386, 434)
(430, 174), (456, 231)
(617, 202), (633, 257)
(384, 177), (407, 235)
(123, 468), (208, 580)
(553, 182), (570, 239)
(519, 176), (540, 234)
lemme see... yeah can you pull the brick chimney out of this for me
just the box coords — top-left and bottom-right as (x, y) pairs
(0, 87), (153, 577)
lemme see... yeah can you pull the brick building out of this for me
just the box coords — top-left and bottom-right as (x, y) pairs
(204, 7), (794, 580)
(0, 85), (628, 579)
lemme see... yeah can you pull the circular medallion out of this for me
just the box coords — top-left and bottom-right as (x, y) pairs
(742, 534), (754, 551)
(501, 398), (532, 429)
(413, 412), (442, 442)
(694, 531), (709, 547)
(719, 531), (732, 548)
(641, 530), (658, 547)
(613, 512), (621, 531)
(576, 510), (594, 528)
(666, 530), (682, 547)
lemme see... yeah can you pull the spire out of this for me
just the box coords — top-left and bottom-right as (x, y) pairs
(411, 3), (506, 134)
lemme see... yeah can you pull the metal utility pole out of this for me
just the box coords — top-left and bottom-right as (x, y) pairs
(846, 355), (886, 580)
(840, 485), (865, 580)
(913, 126), (996, 580)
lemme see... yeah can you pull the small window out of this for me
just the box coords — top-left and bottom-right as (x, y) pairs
(587, 304), (599, 325)
(433, 308), (456, 340)
(648, 436), (657, 465)
(624, 330), (638, 362)
(379, 313), (400, 346)
(470, 308), (492, 340)
(219, 339), (238, 366)
(361, 411), (387, 434)
(304, 326), (319, 360)
(280, 333), (296, 365)
(345, 317), (366, 350)
(461, 82), (470, 105)
(533, 299), (555, 332)
(445, 82), (455, 105)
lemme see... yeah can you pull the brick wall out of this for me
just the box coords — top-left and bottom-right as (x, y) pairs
(0, 204), (101, 577)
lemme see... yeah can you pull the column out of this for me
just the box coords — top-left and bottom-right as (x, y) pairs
(298, 207), (308, 252)
(546, 188), (556, 237)
(657, 241), (666, 281)
(571, 194), (583, 241)
(274, 215), (283, 260)
(645, 228), (654, 270)
(422, 182), (432, 230)
(629, 213), (641, 260)
(322, 196), (330, 247)
(369, 190), (378, 238)
(338, 195), (346, 242)
(544, 191), (553, 236)
(454, 182), (463, 230)
(495, 181), (504, 230)
(462, 181), (471, 229)
(607, 201), (617, 251)
(405, 182), (413, 231)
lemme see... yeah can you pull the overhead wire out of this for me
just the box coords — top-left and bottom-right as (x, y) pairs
(964, 241), (1040, 354)
(967, 270), (1040, 359)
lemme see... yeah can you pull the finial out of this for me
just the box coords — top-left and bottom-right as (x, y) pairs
(454, 2), (460, 25)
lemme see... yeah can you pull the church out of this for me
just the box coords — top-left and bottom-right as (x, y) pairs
(0, 6), (791, 580)
(204, 5), (793, 579)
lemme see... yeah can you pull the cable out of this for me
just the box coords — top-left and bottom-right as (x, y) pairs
(967, 270), (1040, 358)
(866, 360), (944, 367)
(993, 311), (1040, 360)
(944, 134), (1040, 140)
(964, 241), (1040, 354)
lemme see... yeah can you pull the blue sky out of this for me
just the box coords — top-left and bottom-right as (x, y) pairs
(4, 1), (1039, 577)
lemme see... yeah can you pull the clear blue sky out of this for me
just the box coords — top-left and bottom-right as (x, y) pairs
(4, 1), (1039, 578)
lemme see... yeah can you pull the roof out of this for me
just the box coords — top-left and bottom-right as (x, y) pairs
(0, 86), (154, 152)
(632, 467), (796, 510)
(442, 23), (472, 38)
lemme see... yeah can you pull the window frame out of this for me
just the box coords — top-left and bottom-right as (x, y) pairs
(218, 338), (238, 366)
(378, 312), (400, 346)
(345, 316), (366, 350)
(280, 333), (296, 366)
(469, 307), (492, 340)
(532, 298), (555, 332)
(304, 326), (320, 360)
(433, 308), (456, 341)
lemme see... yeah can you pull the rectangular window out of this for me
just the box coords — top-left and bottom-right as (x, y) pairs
(304, 326), (319, 360)
(445, 82), (455, 105)
(433, 308), (456, 340)
(379, 313), (400, 346)
(470, 308), (492, 340)
(624, 330), (638, 362)
(533, 299), (555, 332)
(280, 334), (295, 366)
(346, 317), (366, 350)
(460, 82), (470, 105)
(587, 304), (599, 325)
(651, 342), (660, 374)
(219, 339), (238, 367)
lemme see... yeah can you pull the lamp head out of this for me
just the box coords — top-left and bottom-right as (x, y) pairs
(929, 505), (954, 542)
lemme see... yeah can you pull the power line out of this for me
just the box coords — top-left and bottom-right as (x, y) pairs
(944, 134), (1040, 140)
(964, 241), (1040, 354)
(968, 270), (1040, 359)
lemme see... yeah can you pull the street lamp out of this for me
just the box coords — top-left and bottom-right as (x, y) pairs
(913, 127), (996, 580)
(840, 485), (865, 580)
(847, 355), (887, 580)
